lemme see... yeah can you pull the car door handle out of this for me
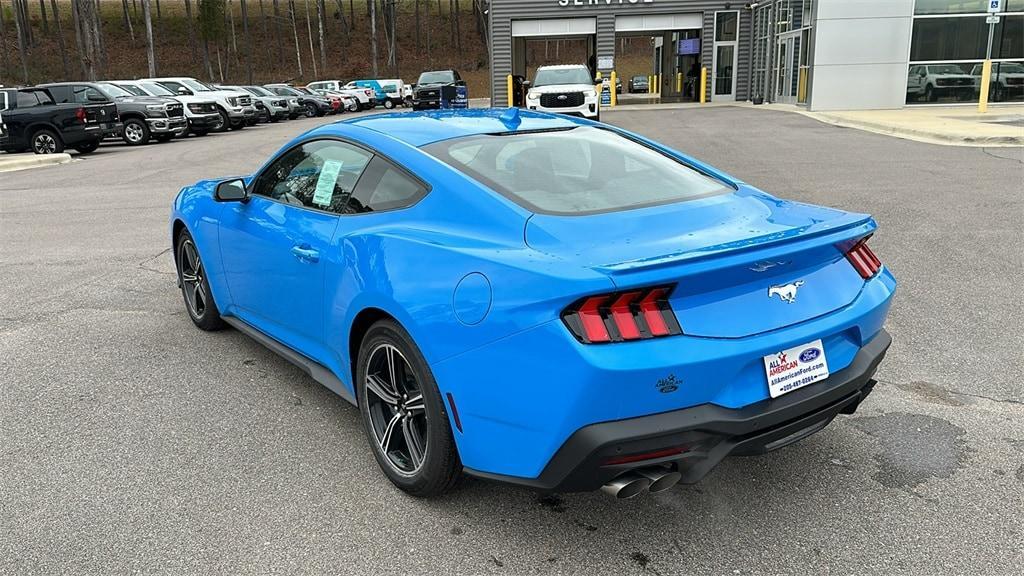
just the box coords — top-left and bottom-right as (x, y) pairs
(290, 245), (320, 263)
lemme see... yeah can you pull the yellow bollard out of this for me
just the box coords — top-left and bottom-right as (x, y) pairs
(700, 67), (707, 103)
(610, 71), (617, 107)
(654, 74), (660, 96)
(676, 72), (682, 93)
(978, 60), (992, 113)
(507, 74), (514, 107)
(596, 71), (603, 109)
(649, 75), (654, 94)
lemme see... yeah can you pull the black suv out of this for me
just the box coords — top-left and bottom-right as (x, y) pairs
(0, 86), (117, 154)
(40, 82), (186, 146)
(412, 70), (468, 110)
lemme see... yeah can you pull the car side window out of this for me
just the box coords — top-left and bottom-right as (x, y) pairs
(45, 86), (71, 103)
(71, 86), (104, 104)
(252, 140), (373, 214)
(16, 91), (38, 108)
(345, 156), (427, 214)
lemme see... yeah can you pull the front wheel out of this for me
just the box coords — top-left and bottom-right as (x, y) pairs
(384, 99), (395, 109)
(122, 118), (151, 145)
(357, 320), (461, 497)
(175, 230), (226, 331)
(304, 102), (319, 118)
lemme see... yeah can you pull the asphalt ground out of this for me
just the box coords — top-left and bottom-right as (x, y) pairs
(1, 107), (1022, 575)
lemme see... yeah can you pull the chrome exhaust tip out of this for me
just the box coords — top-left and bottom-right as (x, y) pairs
(634, 467), (682, 493)
(600, 473), (651, 499)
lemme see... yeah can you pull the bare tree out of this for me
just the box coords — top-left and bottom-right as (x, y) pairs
(332, 0), (348, 44)
(184, 0), (198, 61)
(315, 0), (326, 71)
(257, 0), (272, 68)
(240, 0), (253, 84)
(272, 0), (283, 62)
(121, 0), (136, 41)
(74, 0), (97, 80)
(155, 0), (161, 20)
(348, 0), (354, 31)
(92, 0), (107, 74)
(381, 0), (396, 76)
(304, 0), (317, 78)
(39, 0), (49, 35)
(142, 0), (156, 76)
(288, 0), (302, 77)
(453, 0), (461, 52)
(369, 0), (377, 77)
(12, 0), (31, 83)
(415, 0), (420, 51)
(0, 1), (9, 79)
(17, 0), (32, 47)
(50, 0), (70, 78)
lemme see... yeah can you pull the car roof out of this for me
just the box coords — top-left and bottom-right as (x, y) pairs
(328, 108), (583, 147)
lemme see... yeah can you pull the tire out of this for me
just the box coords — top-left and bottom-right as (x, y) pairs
(304, 102), (319, 118)
(122, 118), (151, 146)
(384, 99), (395, 109)
(216, 109), (232, 132)
(175, 229), (226, 332)
(357, 319), (461, 497)
(73, 140), (100, 154)
(30, 129), (64, 154)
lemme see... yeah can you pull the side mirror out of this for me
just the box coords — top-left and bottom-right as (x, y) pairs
(177, 87), (193, 96)
(522, 80), (531, 89)
(215, 178), (248, 202)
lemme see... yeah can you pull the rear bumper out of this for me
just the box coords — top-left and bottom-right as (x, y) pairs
(467, 329), (890, 492)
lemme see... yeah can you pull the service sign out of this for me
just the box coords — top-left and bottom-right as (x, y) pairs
(558, 0), (654, 6)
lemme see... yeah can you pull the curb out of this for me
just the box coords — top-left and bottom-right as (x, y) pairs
(793, 110), (1024, 148)
(0, 153), (74, 173)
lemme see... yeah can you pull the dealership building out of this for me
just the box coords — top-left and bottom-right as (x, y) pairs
(488, 0), (1024, 110)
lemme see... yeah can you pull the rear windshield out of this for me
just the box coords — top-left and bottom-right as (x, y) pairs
(423, 127), (732, 215)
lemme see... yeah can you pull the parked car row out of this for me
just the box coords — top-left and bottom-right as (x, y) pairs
(1, 72), (471, 156)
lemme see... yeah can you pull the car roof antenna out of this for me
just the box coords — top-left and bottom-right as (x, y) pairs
(499, 106), (521, 129)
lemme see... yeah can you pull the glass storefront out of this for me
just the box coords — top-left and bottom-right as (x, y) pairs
(907, 2), (1024, 104)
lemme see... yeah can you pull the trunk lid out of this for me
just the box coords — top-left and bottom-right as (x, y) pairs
(525, 189), (875, 339)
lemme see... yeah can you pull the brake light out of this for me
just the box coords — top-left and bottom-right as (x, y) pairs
(845, 237), (882, 279)
(562, 285), (682, 344)
(75, 107), (87, 123)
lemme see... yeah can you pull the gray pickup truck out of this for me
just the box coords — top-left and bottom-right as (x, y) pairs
(39, 81), (187, 146)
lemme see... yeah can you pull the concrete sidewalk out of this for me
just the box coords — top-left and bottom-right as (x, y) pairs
(598, 100), (1024, 146)
(0, 152), (74, 173)
(769, 104), (1024, 147)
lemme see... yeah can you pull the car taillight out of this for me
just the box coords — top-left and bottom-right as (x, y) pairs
(75, 107), (87, 123)
(562, 285), (682, 344)
(845, 237), (882, 279)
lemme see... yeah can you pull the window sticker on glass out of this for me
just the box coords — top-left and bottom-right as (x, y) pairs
(313, 160), (344, 206)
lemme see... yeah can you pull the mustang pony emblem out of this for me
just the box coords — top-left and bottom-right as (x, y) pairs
(768, 281), (805, 304)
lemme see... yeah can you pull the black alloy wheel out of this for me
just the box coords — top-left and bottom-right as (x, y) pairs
(304, 102), (319, 118)
(358, 320), (460, 496)
(216, 109), (232, 132)
(175, 230), (225, 331)
(31, 129), (63, 154)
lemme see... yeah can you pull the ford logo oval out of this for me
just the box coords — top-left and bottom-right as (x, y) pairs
(799, 348), (821, 363)
(557, 94), (568, 100)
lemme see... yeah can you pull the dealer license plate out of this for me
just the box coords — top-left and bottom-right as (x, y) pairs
(763, 339), (829, 398)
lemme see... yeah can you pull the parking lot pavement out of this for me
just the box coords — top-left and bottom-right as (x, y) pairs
(1, 108), (1022, 575)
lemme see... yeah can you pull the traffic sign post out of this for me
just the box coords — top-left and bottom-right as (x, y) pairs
(979, 0), (1003, 112)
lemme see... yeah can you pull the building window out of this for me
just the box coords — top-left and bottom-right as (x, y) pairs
(907, 1), (1024, 104)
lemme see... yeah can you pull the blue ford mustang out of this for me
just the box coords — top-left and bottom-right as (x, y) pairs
(171, 109), (895, 498)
